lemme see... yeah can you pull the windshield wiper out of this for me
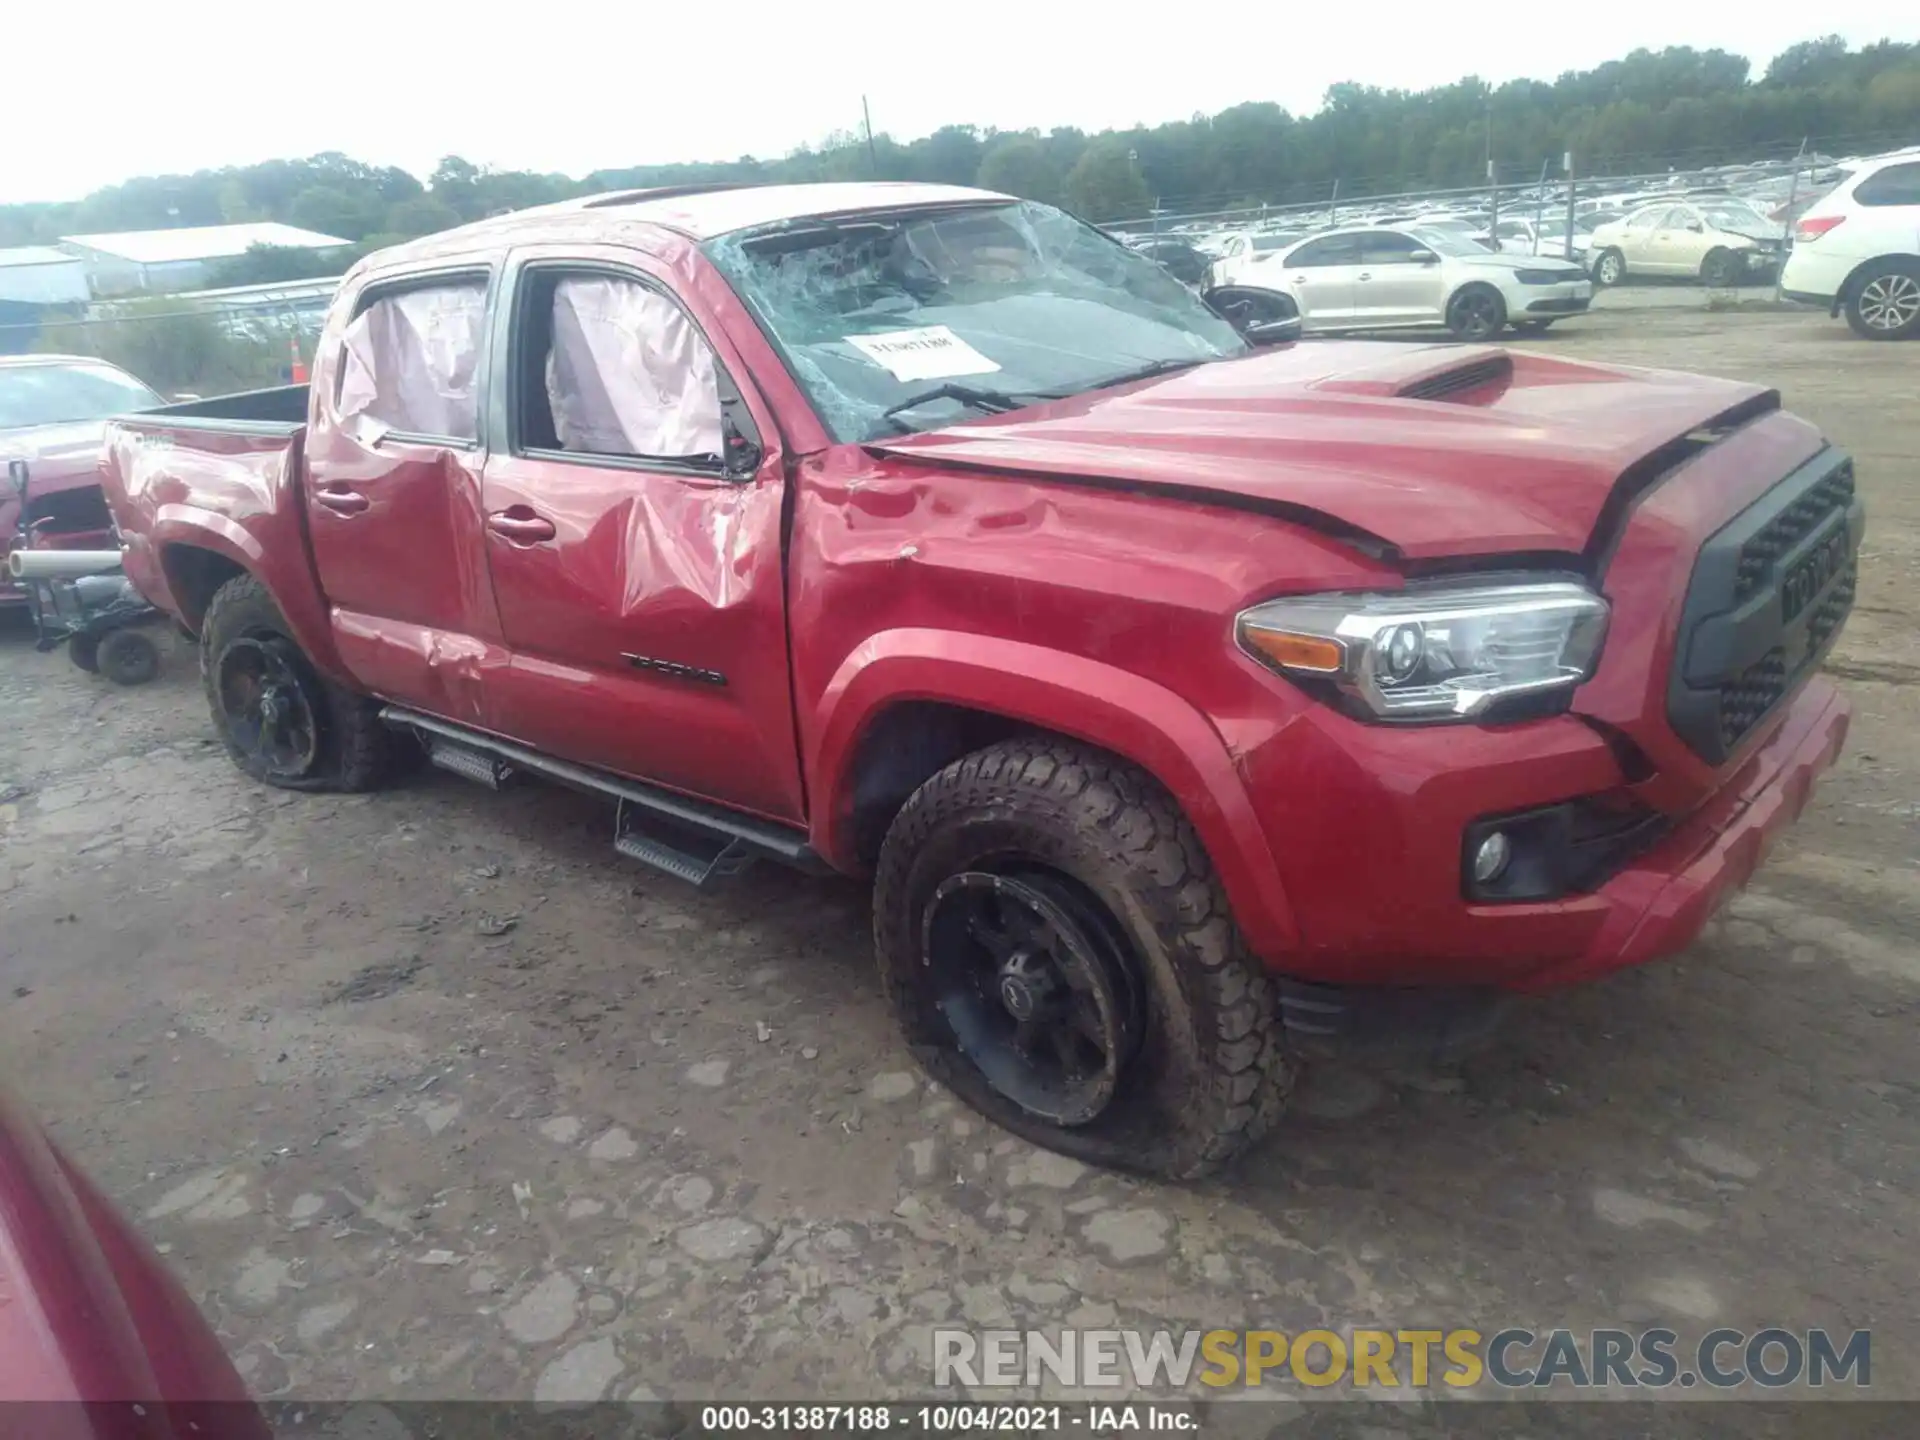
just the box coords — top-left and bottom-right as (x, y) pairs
(881, 382), (1056, 423)
(1083, 356), (1208, 393)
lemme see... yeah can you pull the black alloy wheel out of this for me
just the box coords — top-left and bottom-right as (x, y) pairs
(921, 869), (1143, 1127)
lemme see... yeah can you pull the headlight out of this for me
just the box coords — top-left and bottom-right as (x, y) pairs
(1236, 580), (1610, 721)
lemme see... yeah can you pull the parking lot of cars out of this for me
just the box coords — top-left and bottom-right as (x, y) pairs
(0, 283), (1914, 1410)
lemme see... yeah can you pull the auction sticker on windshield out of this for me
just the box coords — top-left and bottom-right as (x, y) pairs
(847, 327), (1001, 382)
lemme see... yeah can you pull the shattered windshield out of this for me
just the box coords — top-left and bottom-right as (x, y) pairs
(703, 200), (1247, 442)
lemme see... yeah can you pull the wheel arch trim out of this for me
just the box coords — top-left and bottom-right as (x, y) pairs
(807, 630), (1301, 958)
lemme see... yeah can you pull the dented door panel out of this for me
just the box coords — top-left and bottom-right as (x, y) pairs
(477, 245), (804, 822)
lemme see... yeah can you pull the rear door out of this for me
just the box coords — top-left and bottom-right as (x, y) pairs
(1354, 230), (1447, 326)
(301, 269), (502, 724)
(476, 249), (803, 821)
(1279, 233), (1362, 328)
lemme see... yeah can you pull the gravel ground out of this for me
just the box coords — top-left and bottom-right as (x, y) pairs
(0, 302), (1914, 1431)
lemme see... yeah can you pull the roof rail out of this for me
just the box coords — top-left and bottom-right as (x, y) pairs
(579, 183), (760, 210)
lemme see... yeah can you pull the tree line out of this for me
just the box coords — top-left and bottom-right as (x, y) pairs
(3, 35), (1915, 281)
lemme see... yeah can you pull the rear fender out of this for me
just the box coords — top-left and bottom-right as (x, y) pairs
(149, 508), (345, 677)
(808, 630), (1301, 959)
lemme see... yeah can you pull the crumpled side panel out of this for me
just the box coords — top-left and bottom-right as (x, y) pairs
(337, 283), (486, 440)
(546, 277), (723, 459)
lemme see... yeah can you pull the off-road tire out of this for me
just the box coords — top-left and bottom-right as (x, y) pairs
(68, 634), (101, 673)
(1700, 247), (1740, 288)
(1593, 248), (1626, 286)
(873, 738), (1292, 1179)
(99, 628), (160, 686)
(200, 573), (396, 792)
(1844, 259), (1920, 341)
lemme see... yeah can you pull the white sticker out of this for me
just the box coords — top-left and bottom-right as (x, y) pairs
(845, 326), (1001, 382)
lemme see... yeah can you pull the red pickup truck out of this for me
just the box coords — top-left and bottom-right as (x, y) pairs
(100, 182), (1862, 1177)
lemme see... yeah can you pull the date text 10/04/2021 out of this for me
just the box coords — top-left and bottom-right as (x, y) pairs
(699, 1407), (1193, 1432)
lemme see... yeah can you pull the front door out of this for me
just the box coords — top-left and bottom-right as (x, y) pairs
(1354, 231), (1449, 326)
(478, 254), (804, 822)
(1644, 206), (1703, 275)
(302, 271), (501, 725)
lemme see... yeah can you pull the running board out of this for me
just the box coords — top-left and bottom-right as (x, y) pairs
(380, 706), (824, 883)
(425, 737), (513, 789)
(614, 801), (757, 888)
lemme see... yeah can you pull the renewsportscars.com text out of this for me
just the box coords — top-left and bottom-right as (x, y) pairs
(934, 1327), (1871, 1391)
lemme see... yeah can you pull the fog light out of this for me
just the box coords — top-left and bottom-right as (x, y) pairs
(1472, 831), (1512, 885)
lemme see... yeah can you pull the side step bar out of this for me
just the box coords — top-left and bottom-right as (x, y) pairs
(381, 707), (825, 887)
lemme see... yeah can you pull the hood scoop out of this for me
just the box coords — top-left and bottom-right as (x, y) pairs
(1395, 353), (1514, 402)
(1308, 347), (1514, 404)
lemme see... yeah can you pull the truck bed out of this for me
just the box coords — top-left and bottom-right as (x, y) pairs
(116, 383), (310, 435)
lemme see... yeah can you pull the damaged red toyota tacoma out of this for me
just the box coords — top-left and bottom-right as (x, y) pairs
(98, 183), (1862, 1177)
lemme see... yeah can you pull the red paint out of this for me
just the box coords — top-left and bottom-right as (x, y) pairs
(0, 1079), (267, 1428)
(98, 183), (1856, 994)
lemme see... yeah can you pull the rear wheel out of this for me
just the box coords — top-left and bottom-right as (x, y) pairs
(1446, 284), (1507, 341)
(873, 738), (1292, 1179)
(1844, 261), (1920, 340)
(200, 574), (397, 791)
(1593, 249), (1626, 286)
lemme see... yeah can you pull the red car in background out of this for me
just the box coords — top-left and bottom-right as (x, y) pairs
(1, 355), (162, 606)
(0, 1076), (267, 1432)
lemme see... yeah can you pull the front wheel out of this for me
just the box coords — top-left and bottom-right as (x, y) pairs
(1446, 285), (1507, 341)
(873, 739), (1292, 1179)
(99, 629), (160, 686)
(200, 574), (398, 791)
(1700, 248), (1740, 288)
(1845, 261), (1920, 340)
(1593, 249), (1626, 287)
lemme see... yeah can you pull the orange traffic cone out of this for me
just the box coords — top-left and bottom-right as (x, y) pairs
(288, 334), (309, 384)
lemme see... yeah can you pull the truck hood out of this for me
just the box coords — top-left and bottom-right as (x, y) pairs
(869, 342), (1775, 561)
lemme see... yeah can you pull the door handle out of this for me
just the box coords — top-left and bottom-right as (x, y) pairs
(1357, 272), (1372, 281)
(487, 509), (557, 544)
(314, 487), (369, 515)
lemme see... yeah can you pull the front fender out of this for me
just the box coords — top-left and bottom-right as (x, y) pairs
(148, 507), (345, 678)
(807, 629), (1301, 961)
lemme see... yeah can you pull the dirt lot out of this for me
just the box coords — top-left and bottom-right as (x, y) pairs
(1, 302), (1915, 1428)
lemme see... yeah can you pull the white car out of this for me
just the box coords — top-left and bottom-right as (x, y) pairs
(1206, 229), (1310, 288)
(1587, 199), (1786, 286)
(1780, 151), (1920, 340)
(1226, 225), (1591, 340)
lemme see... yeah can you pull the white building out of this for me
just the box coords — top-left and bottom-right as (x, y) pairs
(0, 246), (92, 304)
(57, 223), (352, 296)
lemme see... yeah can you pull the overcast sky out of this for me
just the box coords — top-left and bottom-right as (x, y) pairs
(5, 3), (1912, 205)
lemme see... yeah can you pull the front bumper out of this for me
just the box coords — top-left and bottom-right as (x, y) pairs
(1525, 293), (1593, 315)
(1513, 676), (1847, 990)
(1240, 675), (1847, 993)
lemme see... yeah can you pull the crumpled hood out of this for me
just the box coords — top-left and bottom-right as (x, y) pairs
(870, 342), (1775, 560)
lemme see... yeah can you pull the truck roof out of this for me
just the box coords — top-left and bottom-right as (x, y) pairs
(368, 182), (1014, 269)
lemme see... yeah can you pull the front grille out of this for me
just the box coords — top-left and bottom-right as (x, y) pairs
(1732, 464), (1855, 603)
(1668, 450), (1863, 765)
(1717, 649), (1789, 752)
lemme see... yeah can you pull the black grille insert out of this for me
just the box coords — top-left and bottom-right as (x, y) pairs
(1732, 465), (1856, 604)
(1669, 450), (1863, 765)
